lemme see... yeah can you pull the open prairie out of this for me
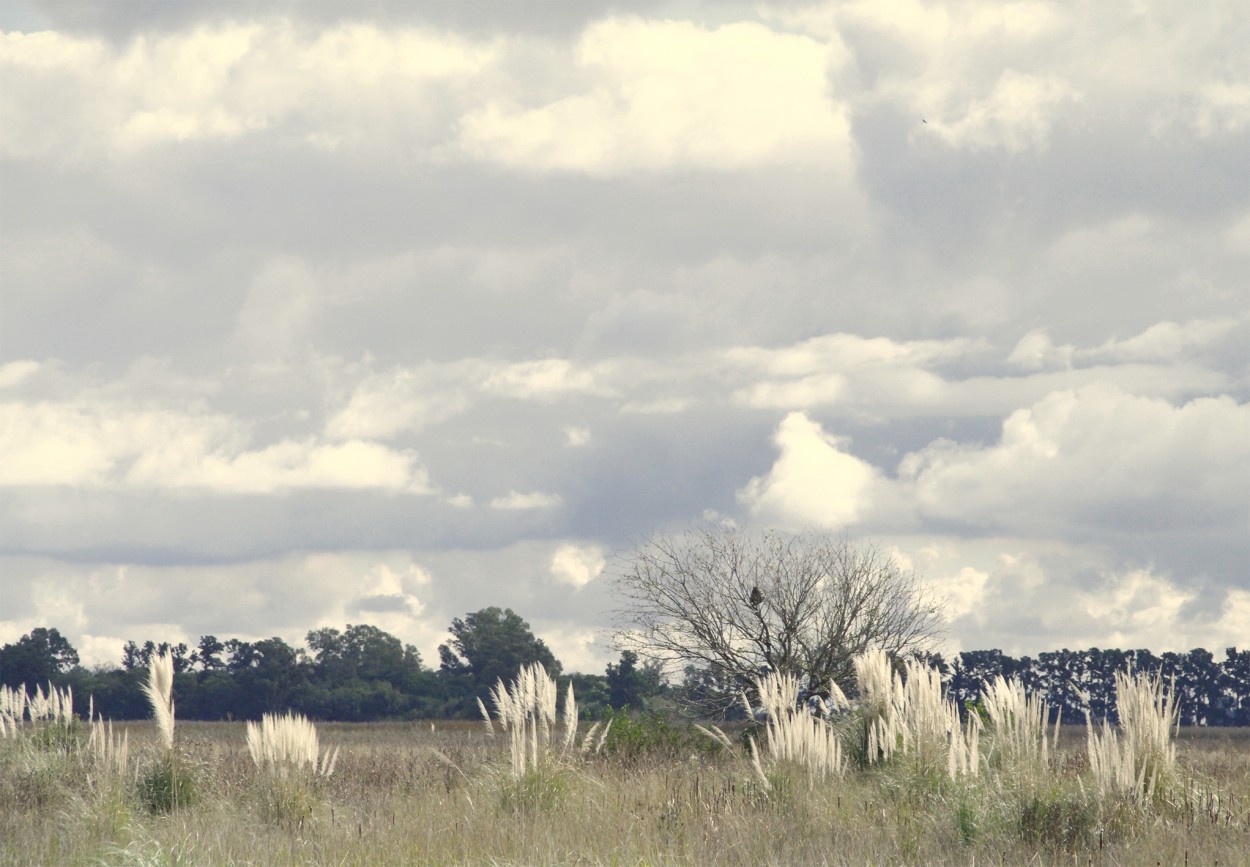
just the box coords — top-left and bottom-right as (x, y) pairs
(3, 717), (1248, 866)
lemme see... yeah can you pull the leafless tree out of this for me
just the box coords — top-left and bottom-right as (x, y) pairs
(612, 526), (944, 705)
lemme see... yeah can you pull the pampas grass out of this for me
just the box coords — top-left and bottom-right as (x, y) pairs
(479, 662), (604, 781)
(88, 713), (130, 777)
(851, 650), (975, 779)
(980, 675), (1057, 774)
(143, 650), (175, 752)
(137, 649), (195, 812)
(1086, 668), (1180, 805)
(746, 671), (845, 786)
(246, 711), (338, 778)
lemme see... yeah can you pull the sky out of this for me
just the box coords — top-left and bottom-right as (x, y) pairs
(1, 0), (1247, 675)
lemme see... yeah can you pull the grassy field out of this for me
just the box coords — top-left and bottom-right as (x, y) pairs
(2, 715), (1248, 866)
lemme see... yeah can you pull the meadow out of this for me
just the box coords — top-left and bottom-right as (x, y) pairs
(2, 662), (1248, 866)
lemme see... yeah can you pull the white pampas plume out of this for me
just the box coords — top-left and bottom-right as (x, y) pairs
(144, 650), (175, 751)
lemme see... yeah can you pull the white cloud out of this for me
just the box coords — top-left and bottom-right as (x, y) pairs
(0, 401), (432, 493)
(619, 398), (690, 415)
(0, 361), (40, 390)
(458, 17), (854, 174)
(737, 412), (878, 529)
(489, 490), (563, 510)
(0, 552), (450, 668)
(536, 623), (611, 675)
(898, 385), (1250, 533)
(731, 321), (1235, 418)
(325, 363), (477, 440)
(1079, 568), (1195, 648)
(232, 257), (321, 361)
(481, 358), (611, 400)
(1007, 330), (1073, 371)
(550, 542), (606, 589)
(327, 356), (612, 442)
(0, 22), (498, 161)
(926, 70), (1076, 153)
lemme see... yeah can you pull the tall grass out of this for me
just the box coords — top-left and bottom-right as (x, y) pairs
(480, 662), (592, 780)
(142, 650), (175, 752)
(0, 705), (1238, 865)
(246, 711), (338, 778)
(137, 650), (193, 812)
(741, 670), (845, 788)
(851, 649), (978, 779)
(980, 675), (1058, 774)
(1086, 668), (1180, 805)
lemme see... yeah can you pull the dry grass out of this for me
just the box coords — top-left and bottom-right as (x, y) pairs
(1, 658), (1247, 865)
(1, 717), (1248, 865)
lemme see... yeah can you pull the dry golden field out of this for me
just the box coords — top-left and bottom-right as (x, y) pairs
(2, 714), (1248, 867)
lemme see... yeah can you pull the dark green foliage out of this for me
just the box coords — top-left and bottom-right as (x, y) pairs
(137, 753), (197, 814)
(12, 622), (1250, 727)
(601, 708), (722, 761)
(0, 627), (79, 689)
(605, 650), (665, 711)
(437, 607), (561, 716)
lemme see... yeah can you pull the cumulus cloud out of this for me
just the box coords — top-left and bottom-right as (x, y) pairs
(481, 358), (613, 400)
(0, 361), (40, 390)
(0, 551), (454, 668)
(0, 22), (498, 162)
(459, 17), (854, 174)
(550, 542), (606, 589)
(898, 385), (1250, 535)
(0, 401), (433, 493)
(737, 412), (878, 529)
(2, 1), (1246, 667)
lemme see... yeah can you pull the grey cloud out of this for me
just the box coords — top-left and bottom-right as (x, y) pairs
(2, 1), (1246, 667)
(23, 0), (678, 42)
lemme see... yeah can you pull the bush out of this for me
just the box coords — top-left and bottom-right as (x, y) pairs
(136, 752), (196, 814)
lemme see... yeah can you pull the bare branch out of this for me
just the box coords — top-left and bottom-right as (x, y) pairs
(612, 527), (944, 710)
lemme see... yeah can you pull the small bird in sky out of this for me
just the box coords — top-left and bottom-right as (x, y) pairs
(750, 585), (764, 607)
(922, 119), (928, 124)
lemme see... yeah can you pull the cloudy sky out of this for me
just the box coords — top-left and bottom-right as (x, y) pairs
(2, 0), (1247, 674)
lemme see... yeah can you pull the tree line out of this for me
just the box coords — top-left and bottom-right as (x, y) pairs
(2, 621), (1247, 726)
(0, 611), (664, 722)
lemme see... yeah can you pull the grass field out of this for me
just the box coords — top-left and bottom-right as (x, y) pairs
(2, 712), (1248, 866)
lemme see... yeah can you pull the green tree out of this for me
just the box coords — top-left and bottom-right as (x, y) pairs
(0, 627), (80, 689)
(438, 607), (561, 711)
(306, 624), (423, 688)
(225, 637), (306, 718)
(195, 635), (226, 671)
(606, 650), (664, 710)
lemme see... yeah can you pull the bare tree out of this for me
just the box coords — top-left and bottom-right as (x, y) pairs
(612, 526), (944, 705)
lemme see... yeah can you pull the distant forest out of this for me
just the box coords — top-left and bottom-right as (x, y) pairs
(2, 617), (1248, 725)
